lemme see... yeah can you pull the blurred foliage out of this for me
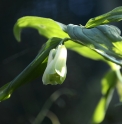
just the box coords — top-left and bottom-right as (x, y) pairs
(33, 88), (76, 124)
(92, 70), (117, 123)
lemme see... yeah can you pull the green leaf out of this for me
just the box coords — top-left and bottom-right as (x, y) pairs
(65, 40), (105, 60)
(13, 16), (122, 64)
(66, 24), (122, 66)
(0, 37), (62, 101)
(13, 16), (69, 42)
(85, 6), (122, 28)
(101, 70), (117, 95)
(14, 16), (107, 61)
(92, 70), (117, 123)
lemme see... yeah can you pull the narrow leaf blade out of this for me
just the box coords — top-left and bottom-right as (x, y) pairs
(0, 37), (62, 101)
(85, 6), (122, 28)
(92, 70), (117, 123)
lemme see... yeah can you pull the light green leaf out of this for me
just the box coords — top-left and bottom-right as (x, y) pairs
(92, 70), (117, 123)
(13, 16), (69, 42)
(85, 6), (122, 28)
(116, 80), (122, 102)
(65, 40), (105, 60)
(14, 16), (122, 64)
(92, 97), (108, 124)
(101, 70), (117, 95)
(13, 16), (106, 61)
(0, 37), (62, 101)
(66, 24), (122, 66)
(115, 67), (122, 102)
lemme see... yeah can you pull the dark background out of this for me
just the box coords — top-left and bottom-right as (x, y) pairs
(0, 0), (122, 124)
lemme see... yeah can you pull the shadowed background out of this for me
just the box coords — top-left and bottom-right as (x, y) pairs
(0, 0), (122, 124)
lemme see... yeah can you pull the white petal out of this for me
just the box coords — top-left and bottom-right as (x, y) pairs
(47, 49), (56, 65)
(54, 45), (67, 76)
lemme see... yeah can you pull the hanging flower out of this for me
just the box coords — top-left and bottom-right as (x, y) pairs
(42, 44), (67, 85)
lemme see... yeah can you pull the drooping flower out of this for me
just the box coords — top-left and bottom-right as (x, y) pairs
(42, 44), (67, 85)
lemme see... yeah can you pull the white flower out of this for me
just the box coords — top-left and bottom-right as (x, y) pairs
(42, 44), (67, 85)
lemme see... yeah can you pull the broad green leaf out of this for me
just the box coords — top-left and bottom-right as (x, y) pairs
(58, 22), (107, 60)
(92, 70), (117, 123)
(0, 37), (62, 101)
(13, 16), (69, 42)
(85, 6), (122, 28)
(14, 16), (122, 63)
(13, 16), (107, 61)
(65, 41), (105, 60)
(66, 24), (122, 66)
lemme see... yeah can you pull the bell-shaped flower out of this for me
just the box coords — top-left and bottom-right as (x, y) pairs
(42, 44), (67, 85)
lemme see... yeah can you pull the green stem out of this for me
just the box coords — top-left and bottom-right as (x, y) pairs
(33, 88), (75, 124)
(115, 68), (122, 83)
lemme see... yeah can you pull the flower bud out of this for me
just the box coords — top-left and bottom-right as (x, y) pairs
(42, 44), (67, 85)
